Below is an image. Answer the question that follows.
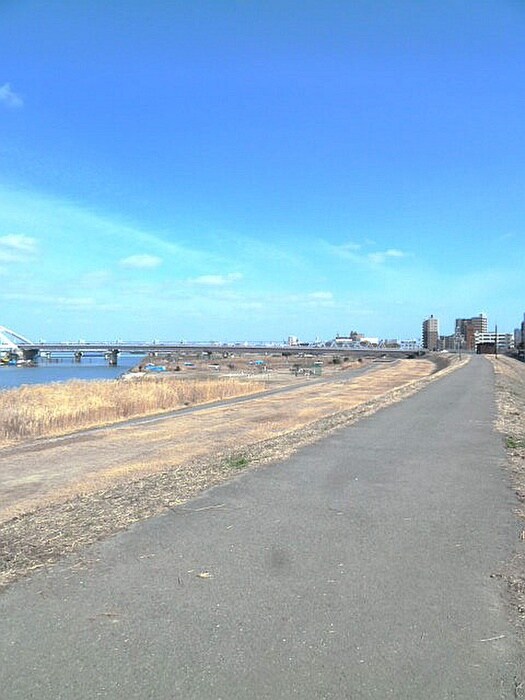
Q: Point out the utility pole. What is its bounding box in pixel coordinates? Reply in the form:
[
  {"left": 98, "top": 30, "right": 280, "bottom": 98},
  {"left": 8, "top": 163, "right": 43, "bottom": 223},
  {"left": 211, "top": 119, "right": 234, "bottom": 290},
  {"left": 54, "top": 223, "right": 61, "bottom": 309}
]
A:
[{"left": 453, "top": 319, "right": 463, "bottom": 360}]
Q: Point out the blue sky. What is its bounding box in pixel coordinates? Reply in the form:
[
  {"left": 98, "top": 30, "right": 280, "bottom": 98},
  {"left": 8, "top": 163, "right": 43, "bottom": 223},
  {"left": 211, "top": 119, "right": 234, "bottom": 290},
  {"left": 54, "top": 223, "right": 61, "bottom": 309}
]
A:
[{"left": 0, "top": 0, "right": 524, "bottom": 342}]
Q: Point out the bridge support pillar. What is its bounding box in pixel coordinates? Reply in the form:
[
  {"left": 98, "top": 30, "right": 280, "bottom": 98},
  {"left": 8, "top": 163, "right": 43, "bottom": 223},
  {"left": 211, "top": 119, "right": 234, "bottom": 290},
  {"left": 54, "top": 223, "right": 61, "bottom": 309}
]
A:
[
  {"left": 22, "top": 348, "right": 39, "bottom": 362},
  {"left": 108, "top": 349, "right": 119, "bottom": 366}
]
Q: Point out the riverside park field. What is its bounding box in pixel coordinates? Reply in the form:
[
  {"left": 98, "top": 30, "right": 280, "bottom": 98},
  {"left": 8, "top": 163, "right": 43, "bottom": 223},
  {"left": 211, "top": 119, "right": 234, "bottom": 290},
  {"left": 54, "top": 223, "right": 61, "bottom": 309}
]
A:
[
  {"left": 0, "top": 352, "right": 456, "bottom": 584},
  {"left": 0, "top": 352, "right": 524, "bottom": 621}
]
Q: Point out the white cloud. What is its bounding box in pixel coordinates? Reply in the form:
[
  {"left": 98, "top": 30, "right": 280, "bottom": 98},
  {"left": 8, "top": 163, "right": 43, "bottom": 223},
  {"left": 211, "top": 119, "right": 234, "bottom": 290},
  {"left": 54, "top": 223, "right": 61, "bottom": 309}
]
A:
[
  {"left": 0, "top": 83, "right": 23, "bottom": 109},
  {"left": 339, "top": 242, "right": 362, "bottom": 252},
  {"left": 191, "top": 272, "right": 243, "bottom": 286},
  {"left": 326, "top": 242, "right": 362, "bottom": 262},
  {"left": 327, "top": 241, "right": 408, "bottom": 266},
  {"left": 0, "top": 234, "right": 37, "bottom": 262},
  {"left": 53, "top": 296, "right": 96, "bottom": 309},
  {"left": 4, "top": 292, "right": 92, "bottom": 306},
  {"left": 119, "top": 254, "right": 162, "bottom": 269},
  {"left": 237, "top": 301, "right": 265, "bottom": 311},
  {"left": 0, "top": 185, "right": 221, "bottom": 270},
  {"left": 308, "top": 291, "right": 333, "bottom": 301},
  {"left": 2, "top": 291, "right": 121, "bottom": 312},
  {"left": 80, "top": 270, "right": 112, "bottom": 286},
  {"left": 367, "top": 249, "right": 406, "bottom": 264},
  {"left": 0, "top": 234, "right": 37, "bottom": 252}
]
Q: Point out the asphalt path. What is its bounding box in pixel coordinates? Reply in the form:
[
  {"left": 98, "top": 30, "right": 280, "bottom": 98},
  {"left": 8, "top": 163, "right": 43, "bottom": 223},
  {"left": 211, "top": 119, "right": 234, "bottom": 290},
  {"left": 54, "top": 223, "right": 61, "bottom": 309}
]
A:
[{"left": 0, "top": 356, "right": 522, "bottom": 698}]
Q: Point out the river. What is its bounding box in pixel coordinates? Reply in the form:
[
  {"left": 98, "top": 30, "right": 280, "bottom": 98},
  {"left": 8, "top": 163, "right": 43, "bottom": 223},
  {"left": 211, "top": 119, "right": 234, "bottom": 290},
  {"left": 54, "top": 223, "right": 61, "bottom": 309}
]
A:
[{"left": 0, "top": 354, "right": 145, "bottom": 390}]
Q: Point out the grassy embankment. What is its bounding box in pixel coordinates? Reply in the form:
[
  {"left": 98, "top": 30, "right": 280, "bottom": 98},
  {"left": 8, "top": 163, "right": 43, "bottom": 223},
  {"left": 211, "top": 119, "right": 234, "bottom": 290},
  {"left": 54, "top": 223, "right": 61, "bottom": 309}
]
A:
[
  {"left": 488, "top": 355, "right": 525, "bottom": 634},
  {"left": 0, "top": 376, "right": 264, "bottom": 445}
]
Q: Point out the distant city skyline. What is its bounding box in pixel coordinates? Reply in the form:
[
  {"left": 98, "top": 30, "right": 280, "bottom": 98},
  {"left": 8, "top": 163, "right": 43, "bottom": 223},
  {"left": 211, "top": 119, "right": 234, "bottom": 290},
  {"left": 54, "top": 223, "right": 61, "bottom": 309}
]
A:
[
  {"left": 1, "top": 1, "right": 524, "bottom": 342},
  {"left": 420, "top": 310, "right": 524, "bottom": 353}
]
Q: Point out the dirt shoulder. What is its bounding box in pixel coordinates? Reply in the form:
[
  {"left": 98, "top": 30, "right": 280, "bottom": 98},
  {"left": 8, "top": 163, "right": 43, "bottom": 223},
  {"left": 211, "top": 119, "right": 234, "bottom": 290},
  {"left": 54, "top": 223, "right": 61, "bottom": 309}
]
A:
[
  {"left": 0, "top": 356, "right": 464, "bottom": 590},
  {"left": 488, "top": 355, "right": 525, "bottom": 633}
]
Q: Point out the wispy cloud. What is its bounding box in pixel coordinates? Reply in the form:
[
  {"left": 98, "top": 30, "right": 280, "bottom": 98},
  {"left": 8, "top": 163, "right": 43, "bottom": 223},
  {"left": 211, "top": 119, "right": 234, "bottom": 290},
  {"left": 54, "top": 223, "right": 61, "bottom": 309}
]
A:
[
  {"left": 367, "top": 249, "right": 406, "bottom": 264},
  {"left": 0, "top": 186, "right": 220, "bottom": 270},
  {"left": 80, "top": 270, "right": 112, "bottom": 287},
  {"left": 0, "top": 234, "right": 38, "bottom": 262},
  {"left": 119, "top": 254, "right": 162, "bottom": 269},
  {"left": 191, "top": 272, "right": 243, "bottom": 286},
  {"left": 4, "top": 292, "right": 95, "bottom": 309},
  {"left": 0, "top": 234, "right": 37, "bottom": 252},
  {"left": 308, "top": 291, "right": 333, "bottom": 301},
  {"left": 338, "top": 242, "right": 362, "bottom": 254},
  {"left": 0, "top": 83, "right": 23, "bottom": 109},
  {"left": 1, "top": 290, "right": 124, "bottom": 316},
  {"left": 327, "top": 241, "right": 408, "bottom": 266}
]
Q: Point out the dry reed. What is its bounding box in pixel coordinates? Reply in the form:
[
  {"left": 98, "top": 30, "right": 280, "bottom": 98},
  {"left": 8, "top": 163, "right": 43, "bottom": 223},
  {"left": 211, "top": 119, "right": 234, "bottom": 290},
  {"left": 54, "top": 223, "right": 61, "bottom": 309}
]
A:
[{"left": 0, "top": 376, "right": 263, "bottom": 444}]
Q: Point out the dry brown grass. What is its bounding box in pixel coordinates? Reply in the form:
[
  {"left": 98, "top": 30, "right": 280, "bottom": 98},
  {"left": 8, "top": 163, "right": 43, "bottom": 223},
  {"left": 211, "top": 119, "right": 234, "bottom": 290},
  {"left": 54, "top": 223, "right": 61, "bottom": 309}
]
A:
[
  {"left": 487, "top": 355, "right": 525, "bottom": 636},
  {"left": 0, "top": 376, "right": 264, "bottom": 445}
]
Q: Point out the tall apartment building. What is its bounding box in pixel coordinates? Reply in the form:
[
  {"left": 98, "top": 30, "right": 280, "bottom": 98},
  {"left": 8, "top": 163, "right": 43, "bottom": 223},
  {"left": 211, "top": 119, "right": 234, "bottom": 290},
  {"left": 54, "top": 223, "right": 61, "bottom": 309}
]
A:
[
  {"left": 518, "top": 314, "right": 525, "bottom": 361},
  {"left": 422, "top": 314, "right": 439, "bottom": 350},
  {"left": 515, "top": 313, "right": 525, "bottom": 358},
  {"left": 455, "top": 313, "right": 488, "bottom": 351}
]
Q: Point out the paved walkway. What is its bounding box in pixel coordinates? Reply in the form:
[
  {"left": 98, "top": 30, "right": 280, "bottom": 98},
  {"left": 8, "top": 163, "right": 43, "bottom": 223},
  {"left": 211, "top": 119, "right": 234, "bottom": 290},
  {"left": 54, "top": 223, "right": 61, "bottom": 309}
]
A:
[{"left": 0, "top": 356, "right": 522, "bottom": 698}]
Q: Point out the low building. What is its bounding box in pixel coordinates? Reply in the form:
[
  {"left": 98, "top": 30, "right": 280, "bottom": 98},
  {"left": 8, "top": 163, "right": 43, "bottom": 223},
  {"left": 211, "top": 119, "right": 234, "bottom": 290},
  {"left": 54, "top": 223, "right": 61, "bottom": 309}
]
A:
[
  {"left": 332, "top": 336, "right": 378, "bottom": 347},
  {"left": 439, "top": 334, "right": 457, "bottom": 351},
  {"left": 399, "top": 339, "right": 420, "bottom": 350},
  {"left": 476, "top": 342, "right": 496, "bottom": 355},
  {"left": 474, "top": 331, "right": 514, "bottom": 353}
]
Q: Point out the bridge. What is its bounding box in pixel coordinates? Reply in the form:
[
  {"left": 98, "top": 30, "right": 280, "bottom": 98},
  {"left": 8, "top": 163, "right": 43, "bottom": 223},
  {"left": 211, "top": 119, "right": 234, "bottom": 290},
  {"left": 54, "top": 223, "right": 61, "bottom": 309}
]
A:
[
  {"left": 0, "top": 326, "right": 36, "bottom": 363},
  {"left": 0, "top": 326, "right": 425, "bottom": 366}
]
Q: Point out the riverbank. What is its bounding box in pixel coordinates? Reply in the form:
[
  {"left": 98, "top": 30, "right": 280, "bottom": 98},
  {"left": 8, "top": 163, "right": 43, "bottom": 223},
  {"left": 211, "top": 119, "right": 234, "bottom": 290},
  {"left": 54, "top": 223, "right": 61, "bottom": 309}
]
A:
[
  {"left": 0, "top": 354, "right": 141, "bottom": 390},
  {"left": 0, "top": 352, "right": 366, "bottom": 444},
  {"left": 0, "top": 357, "right": 463, "bottom": 589}
]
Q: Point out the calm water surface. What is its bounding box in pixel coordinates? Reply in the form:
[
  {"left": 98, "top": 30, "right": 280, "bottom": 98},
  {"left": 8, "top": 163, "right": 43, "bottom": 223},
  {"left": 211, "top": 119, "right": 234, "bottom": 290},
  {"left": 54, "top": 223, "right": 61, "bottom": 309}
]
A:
[{"left": 0, "top": 354, "right": 145, "bottom": 389}]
